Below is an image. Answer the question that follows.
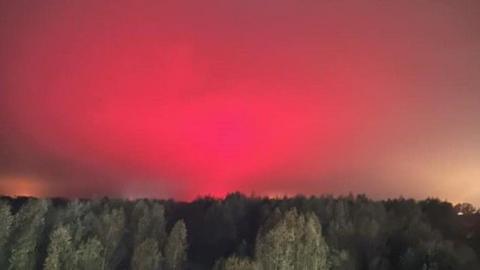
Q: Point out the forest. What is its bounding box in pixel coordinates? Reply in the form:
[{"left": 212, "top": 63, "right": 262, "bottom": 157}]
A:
[{"left": 0, "top": 193, "right": 479, "bottom": 270}]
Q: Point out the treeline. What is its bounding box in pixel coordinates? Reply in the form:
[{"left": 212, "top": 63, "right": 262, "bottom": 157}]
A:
[{"left": 0, "top": 194, "right": 479, "bottom": 270}]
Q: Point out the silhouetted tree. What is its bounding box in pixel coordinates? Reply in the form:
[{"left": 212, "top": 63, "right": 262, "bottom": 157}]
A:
[
  {"left": 131, "top": 238, "right": 162, "bottom": 270},
  {"left": 255, "top": 208, "right": 329, "bottom": 270},
  {"left": 97, "top": 207, "right": 126, "bottom": 269},
  {"left": 165, "top": 220, "right": 187, "bottom": 270},
  {"left": 44, "top": 226, "right": 74, "bottom": 270},
  {"left": 0, "top": 201, "right": 13, "bottom": 267},
  {"left": 150, "top": 202, "right": 167, "bottom": 246},
  {"left": 74, "top": 237, "right": 104, "bottom": 270},
  {"left": 8, "top": 199, "right": 49, "bottom": 270},
  {"left": 214, "top": 256, "right": 258, "bottom": 270},
  {"left": 455, "top": 203, "right": 477, "bottom": 215},
  {"left": 0, "top": 195, "right": 478, "bottom": 269}
]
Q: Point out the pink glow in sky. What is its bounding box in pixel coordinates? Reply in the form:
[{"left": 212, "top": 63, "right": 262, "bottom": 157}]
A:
[{"left": 1, "top": 0, "right": 480, "bottom": 203}]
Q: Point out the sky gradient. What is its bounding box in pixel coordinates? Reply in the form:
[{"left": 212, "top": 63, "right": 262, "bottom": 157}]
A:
[{"left": 1, "top": 0, "right": 480, "bottom": 203}]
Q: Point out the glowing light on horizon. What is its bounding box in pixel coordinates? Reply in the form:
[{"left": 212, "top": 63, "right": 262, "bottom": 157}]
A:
[{"left": 0, "top": 176, "right": 48, "bottom": 198}]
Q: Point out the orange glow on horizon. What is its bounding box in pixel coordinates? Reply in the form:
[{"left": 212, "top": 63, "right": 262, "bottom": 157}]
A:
[{"left": 0, "top": 176, "right": 48, "bottom": 198}]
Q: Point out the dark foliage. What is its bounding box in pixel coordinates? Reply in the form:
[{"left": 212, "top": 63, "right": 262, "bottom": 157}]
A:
[{"left": 0, "top": 193, "right": 479, "bottom": 270}]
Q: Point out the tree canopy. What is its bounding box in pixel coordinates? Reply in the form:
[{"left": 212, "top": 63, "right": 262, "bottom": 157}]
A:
[{"left": 0, "top": 194, "right": 478, "bottom": 269}]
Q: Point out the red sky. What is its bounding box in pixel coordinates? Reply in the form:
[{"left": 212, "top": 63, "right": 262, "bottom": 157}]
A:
[{"left": 1, "top": 0, "right": 480, "bottom": 203}]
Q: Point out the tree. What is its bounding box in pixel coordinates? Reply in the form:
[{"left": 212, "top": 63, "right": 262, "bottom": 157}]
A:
[
  {"left": 44, "top": 226, "right": 74, "bottom": 270},
  {"left": 164, "top": 220, "right": 188, "bottom": 270},
  {"left": 255, "top": 209, "right": 297, "bottom": 270},
  {"left": 150, "top": 202, "right": 167, "bottom": 246},
  {"left": 0, "top": 201, "right": 13, "bottom": 267},
  {"left": 8, "top": 199, "right": 49, "bottom": 270},
  {"left": 297, "top": 213, "right": 329, "bottom": 269},
  {"left": 454, "top": 203, "right": 476, "bottom": 215},
  {"left": 130, "top": 201, "right": 166, "bottom": 269},
  {"left": 131, "top": 238, "right": 162, "bottom": 270},
  {"left": 326, "top": 199, "right": 354, "bottom": 248},
  {"left": 62, "top": 199, "right": 91, "bottom": 245},
  {"left": 255, "top": 208, "right": 329, "bottom": 270},
  {"left": 131, "top": 200, "right": 150, "bottom": 245},
  {"left": 132, "top": 201, "right": 166, "bottom": 247},
  {"left": 97, "top": 207, "right": 126, "bottom": 269},
  {"left": 214, "top": 256, "right": 258, "bottom": 270},
  {"left": 74, "top": 237, "right": 104, "bottom": 270}
]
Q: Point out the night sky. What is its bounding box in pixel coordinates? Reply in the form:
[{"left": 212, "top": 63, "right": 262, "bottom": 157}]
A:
[{"left": 1, "top": 0, "right": 480, "bottom": 203}]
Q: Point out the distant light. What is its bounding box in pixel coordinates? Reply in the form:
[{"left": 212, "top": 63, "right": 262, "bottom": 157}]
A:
[{"left": 457, "top": 212, "right": 464, "bottom": 216}]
